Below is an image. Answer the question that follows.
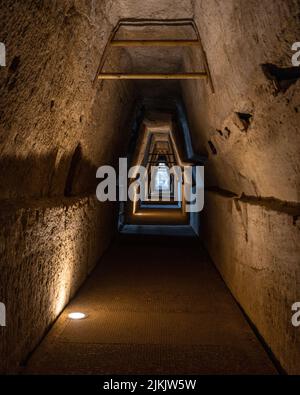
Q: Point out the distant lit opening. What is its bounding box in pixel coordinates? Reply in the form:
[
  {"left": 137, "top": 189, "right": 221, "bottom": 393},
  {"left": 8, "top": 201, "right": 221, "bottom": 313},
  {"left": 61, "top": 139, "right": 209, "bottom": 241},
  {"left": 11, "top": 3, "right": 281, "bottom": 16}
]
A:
[{"left": 154, "top": 163, "right": 170, "bottom": 192}]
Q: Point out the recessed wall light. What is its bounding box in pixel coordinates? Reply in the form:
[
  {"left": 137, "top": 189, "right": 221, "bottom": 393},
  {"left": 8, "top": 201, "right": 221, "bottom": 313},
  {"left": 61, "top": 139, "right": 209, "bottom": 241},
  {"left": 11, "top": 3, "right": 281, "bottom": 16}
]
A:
[{"left": 68, "top": 312, "right": 86, "bottom": 320}]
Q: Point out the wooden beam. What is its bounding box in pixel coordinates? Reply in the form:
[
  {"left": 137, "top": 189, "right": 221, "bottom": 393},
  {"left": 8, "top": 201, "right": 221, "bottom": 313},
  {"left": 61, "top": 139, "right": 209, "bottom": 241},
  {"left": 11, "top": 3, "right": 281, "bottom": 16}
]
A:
[
  {"left": 111, "top": 39, "right": 200, "bottom": 47},
  {"left": 98, "top": 72, "right": 207, "bottom": 80}
]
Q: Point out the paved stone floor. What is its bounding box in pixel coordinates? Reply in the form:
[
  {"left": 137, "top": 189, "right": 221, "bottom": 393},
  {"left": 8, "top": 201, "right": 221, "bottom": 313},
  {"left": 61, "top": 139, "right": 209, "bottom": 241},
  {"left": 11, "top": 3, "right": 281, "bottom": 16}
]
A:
[{"left": 26, "top": 235, "right": 277, "bottom": 374}]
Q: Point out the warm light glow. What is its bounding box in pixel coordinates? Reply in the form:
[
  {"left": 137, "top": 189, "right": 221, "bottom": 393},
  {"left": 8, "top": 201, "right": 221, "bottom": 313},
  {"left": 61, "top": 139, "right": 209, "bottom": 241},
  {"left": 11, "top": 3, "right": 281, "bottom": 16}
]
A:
[{"left": 68, "top": 312, "right": 86, "bottom": 320}]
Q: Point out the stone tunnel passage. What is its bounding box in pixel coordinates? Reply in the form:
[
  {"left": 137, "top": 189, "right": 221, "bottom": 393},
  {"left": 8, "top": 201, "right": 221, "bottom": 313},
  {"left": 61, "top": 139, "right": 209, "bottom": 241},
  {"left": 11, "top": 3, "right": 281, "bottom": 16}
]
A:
[{"left": 0, "top": 0, "right": 300, "bottom": 376}]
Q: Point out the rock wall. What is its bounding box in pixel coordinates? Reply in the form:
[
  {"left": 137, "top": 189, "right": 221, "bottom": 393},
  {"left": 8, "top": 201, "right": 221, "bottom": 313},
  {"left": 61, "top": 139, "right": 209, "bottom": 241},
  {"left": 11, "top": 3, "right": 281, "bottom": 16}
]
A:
[
  {"left": 0, "top": 196, "right": 117, "bottom": 372},
  {"left": 0, "top": 0, "right": 135, "bottom": 199},
  {"left": 182, "top": 0, "right": 300, "bottom": 373},
  {"left": 202, "top": 191, "right": 300, "bottom": 373},
  {"left": 0, "top": 0, "right": 135, "bottom": 372},
  {"left": 184, "top": 0, "right": 300, "bottom": 201}
]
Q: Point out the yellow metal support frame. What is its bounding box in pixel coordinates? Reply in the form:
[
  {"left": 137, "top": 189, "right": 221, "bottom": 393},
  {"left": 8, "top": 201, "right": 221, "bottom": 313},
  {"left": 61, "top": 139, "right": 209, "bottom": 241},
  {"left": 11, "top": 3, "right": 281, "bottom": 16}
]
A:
[{"left": 93, "top": 18, "right": 214, "bottom": 92}]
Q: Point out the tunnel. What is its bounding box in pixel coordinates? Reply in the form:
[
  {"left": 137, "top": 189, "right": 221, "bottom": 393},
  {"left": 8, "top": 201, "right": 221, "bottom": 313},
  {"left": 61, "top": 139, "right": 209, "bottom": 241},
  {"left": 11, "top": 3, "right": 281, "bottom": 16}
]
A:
[{"left": 0, "top": 0, "right": 300, "bottom": 377}]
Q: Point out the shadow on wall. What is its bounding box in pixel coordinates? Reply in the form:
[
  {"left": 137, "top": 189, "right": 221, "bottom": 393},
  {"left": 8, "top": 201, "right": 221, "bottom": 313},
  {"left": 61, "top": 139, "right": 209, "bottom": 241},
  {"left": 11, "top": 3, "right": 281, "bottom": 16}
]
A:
[
  {"left": 0, "top": 148, "right": 101, "bottom": 200},
  {"left": 261, "top": 63, "right": 300, "bottom": 94},
  {"left": 0, "top": 148, "right": 121, "bottom": 372}
]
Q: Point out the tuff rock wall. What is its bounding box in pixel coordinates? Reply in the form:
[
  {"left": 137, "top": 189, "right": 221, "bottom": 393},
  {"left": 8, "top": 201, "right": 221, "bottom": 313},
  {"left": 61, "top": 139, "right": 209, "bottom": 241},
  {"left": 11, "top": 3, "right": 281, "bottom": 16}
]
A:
[
  {"left": 0, "top": 0, "right": 136, "bottom": 372},
  {"left": 182, "top": 0, "right": 300, "bottom": 373}
]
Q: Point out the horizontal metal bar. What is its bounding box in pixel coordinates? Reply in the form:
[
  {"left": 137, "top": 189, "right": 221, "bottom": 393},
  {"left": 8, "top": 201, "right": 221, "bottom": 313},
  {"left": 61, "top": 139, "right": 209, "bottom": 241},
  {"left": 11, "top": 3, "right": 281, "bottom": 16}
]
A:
[
  {"left": 111, "top": 39, "right": 199, "bottom": 47},
  {"left": 148, "top": 153, "right": 175, "bottom": 156},
  {"left": 116, "top": 19, "right": 195, "bottom": 27},
  {"left": 98, "top": 72, "right": 207, "bottom": 80}
]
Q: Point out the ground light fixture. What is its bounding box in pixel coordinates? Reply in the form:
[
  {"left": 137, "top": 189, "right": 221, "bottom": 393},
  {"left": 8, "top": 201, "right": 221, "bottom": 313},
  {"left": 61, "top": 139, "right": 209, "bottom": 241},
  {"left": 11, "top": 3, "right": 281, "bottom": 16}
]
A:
[{"left": 68, "top": 312, "right": 86, "bottom": 320}]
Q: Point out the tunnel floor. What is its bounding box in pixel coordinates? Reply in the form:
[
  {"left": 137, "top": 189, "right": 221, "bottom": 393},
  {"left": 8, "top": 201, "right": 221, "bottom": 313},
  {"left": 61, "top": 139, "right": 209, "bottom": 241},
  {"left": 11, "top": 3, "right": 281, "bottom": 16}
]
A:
[{"left": 25, "top": 236, "right": 277, "bottom": 374}]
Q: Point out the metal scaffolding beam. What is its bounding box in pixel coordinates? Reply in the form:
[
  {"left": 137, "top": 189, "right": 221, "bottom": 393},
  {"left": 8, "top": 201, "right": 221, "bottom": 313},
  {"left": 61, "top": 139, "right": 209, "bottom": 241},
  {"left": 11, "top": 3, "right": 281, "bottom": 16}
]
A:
[
  {"left": 93, "top": 18, "right": 214, "bottom": 92},
  {"left": 110, "top": 39, "right": 200, "bottom": 47},
  {"left": 98, "top": 72, "right": 207, "bottom": 80}
]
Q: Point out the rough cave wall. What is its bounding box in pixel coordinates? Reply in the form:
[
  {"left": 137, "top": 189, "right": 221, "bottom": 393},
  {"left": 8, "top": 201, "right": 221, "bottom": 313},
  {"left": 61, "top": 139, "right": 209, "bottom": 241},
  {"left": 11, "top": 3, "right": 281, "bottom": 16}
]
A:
[
  {"left": 182, "top": 0, "right": 300, "bottom": 373},
  {"left": 202, "top": 191, "right": 300, "bottom": 374},
  {"left": 0, "top": 0, "right": 136, "bottom": 372},
  {"left": 0, "top": 197, "right": 115, "bottom": 372}
]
